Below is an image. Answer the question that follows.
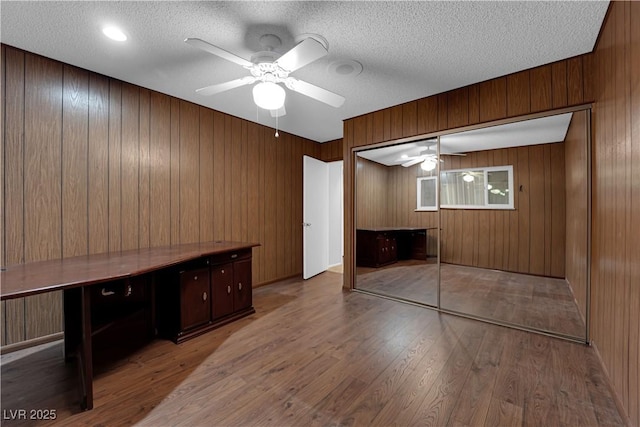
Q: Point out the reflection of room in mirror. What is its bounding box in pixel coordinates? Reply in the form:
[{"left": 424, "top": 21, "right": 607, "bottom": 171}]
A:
[{"left": 354, "top": 109, "right": 591, "bottom": 341}]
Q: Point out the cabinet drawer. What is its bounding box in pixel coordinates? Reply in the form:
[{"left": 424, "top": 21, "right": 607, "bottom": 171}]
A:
[
  {"left": 208, "top": 248, "right": 251, "bottom": 266},
  {"left": 91, "top": 277, "right": 146, "bottom": 308}
]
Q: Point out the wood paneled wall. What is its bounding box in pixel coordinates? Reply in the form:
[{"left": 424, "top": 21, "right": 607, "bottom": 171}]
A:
[
  {"left": 355, "top": 157, "right": 390, "bottom": 229},
  {"left": 318, "top": 138, "right": 343, "bottom": 162},
  {"left": 439, "top": 144, "right": 565, "bottom": 277},
  {"left": 589, "top": 2, "right": 639, "bottom": 425},
  {"left": 357, "top": 143, "right": 566, "bottom": 277},
  {"left": 0, "top": 45, "right": 321, "bottom": 346},
  {"left": 344, "top": 54, "right": 590, "bottom": 291},
  {"left": 564, "top": 110, "right": 589, "bottom": 321}
]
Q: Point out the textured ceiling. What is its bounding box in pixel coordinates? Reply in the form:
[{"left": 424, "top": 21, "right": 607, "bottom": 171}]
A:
[
  {"left": 357, "top": 112, "right": 573, "bottom": 167},
  {"left": 0, "top": 1, "right": 607, "bottom": 142}
]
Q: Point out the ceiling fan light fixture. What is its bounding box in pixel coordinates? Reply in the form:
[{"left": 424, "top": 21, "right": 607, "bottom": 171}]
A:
[
  {"left": 420, "top": 158, "right": 437, "bottom": 171},
  {"left": 253, "top": 82, "right": 286, "bottom": 110},
  {"left": 463, "top": 174, "right": 475, "bottom": 182}
]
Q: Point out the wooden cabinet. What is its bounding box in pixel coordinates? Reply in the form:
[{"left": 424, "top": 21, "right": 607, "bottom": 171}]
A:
[
  {"left": 357, "top": 229, "right": 397, "bottom": 267},
  {"left": 157, "top": 247, "right": 255, "bottom": 343},
  {"left": 211, "top": 250, "right": 252, "bottom": 319},
  {"left": 356, "top": 228, "right": 430, "bottom": 268},
  {"left": 179, "top": 268, "right": 210, "bottom": 331}
]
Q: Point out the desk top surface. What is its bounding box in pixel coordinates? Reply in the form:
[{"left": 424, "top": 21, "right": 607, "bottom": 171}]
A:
[{"left": 0, "top": 241, "right": 258, "bottom": 300}]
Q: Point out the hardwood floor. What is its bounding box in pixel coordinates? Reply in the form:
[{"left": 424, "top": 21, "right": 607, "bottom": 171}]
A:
[
  {"left": 356, "top": 262, "right": 586, "bottom": 338},
  {"left": 1, "top": 272, "right": 624, "bottom": 426}
]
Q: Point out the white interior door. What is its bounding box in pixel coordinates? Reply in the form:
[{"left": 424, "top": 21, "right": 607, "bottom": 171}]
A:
[{"left": 303, "top": 155, "right": 329, "bottom": 279}]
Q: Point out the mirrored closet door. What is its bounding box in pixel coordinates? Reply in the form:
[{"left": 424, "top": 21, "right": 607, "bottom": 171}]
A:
[
  {"left": 353, "top": 107, "right": 591, "bottom": 342},
  {"left": 438, "top": 109, "right": 590, "bottom": 340},
  {"left": 354, "top": 139, "right": 440, "bottom": 307}
]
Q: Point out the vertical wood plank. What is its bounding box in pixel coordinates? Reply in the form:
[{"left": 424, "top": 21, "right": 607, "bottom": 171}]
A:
[
  {"left": 247, "top": 122, "right": 261, "bottom": 283},
  {"left": 437, "top": 94, "right": 448, "bottom": 130},
  {"left": 170, "top": 97, "right": 180, "bottom": 244},
  {"left": 61, "top": 65, "right": 89, "bottom": 258},
  {"left": 138, "top": 88, "right": 150, "bottom": 249},
  {"left": 2, "top": 46, "right": 26, "bottom": 344},
  {"left": 4, "top": 47, "right": 25, "bottom": 267},
  {"left": 23, "top": 53, "right": 63, "bottom": 339},
  {"left": 552, "top": 61, "right": 568, "bottom": 108},
  {"left": 402, "top": 102, "right": 418, "bottom": 137},
  {"left": 528, "top": 145, "right": 545, "bottom": 275},
  {"left": 212, "top": 112, "right": 225, "bottom": 240},
  {"left": 224, "top": 115, "right": 234, "bottom": 240},
  {"left": 417, "top": 96, "right": 438, "bottom": 135},
  {"left": 87, "top": 73, "right": 109, "bottom": 255},
  {"left": 179, "top": 100, "right": 199, "bottom": 244},
  {"left": 390, "top": 105, "right": 403, "bottom": 140},
  {"left": 120, "top": 83, "right": 139, "bottom": 251},
  {"left": 263, "top": 127, "right": 277, "bottom": 282},
  {"left": 550, "top": 143, "right": 566, "bottom": 278},
  {"left": 239, "top": 121, "right": 249, "bottom": 244},
  {"left": 199, "top": 107, "right": 214, "bottom": 242},
  {"left": 372, "top": 110, "right": 385, "bottom": 143},
  {"left": 149, "top": 92, "right": 171, "bottom": 247},
  {"left": 479, "top": 78, "right": 507, "bottom": 123},
  {"left": 508, "top": 148, "right": 519, "bottom": 272},
  {"left": 530, "top": 65, "right": 553, "bottom": 112},
  {"left": 507, "top": 70, "right": 531, "bottom": 117},
  {"left": 517, "top": 147, "right": 530, "bottom": 273},
  {"left": 447, "top": 87, "right": 469, "bottom": 129},
  {"left": 543, "top": 144, "right": 553, "bottom": 276},
  {"left": 567, "top": 57, "right": 584, "bottom": 106},
  {"left": 468, "top": 84, "right": 480, "bottom": 125},
  {"left": 108, "top": 80, "right": 122, "bottom": 252}
]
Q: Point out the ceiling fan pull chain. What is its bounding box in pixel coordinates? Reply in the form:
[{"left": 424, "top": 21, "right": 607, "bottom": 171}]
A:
[{"left": 275, "top": 112, "right": 279, "bottom": 138}]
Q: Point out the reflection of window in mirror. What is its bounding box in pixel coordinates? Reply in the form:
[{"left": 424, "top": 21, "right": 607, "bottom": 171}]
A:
[
  {"left": 440, "top": 165, "right": 513, "bottom": 209},
  {"left": 416, "top": 176, "right": 437, "bottom": 211}
]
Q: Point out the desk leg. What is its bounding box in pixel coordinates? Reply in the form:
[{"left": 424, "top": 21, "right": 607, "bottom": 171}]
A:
[
  {"left": 62, "top": 287, "right": 94, "bottom": 410},
  {"left": 79, "top": 287, "right": 94, "bottom": 410}
]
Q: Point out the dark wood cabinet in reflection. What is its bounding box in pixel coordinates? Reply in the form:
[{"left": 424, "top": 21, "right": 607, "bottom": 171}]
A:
[{"left": 357, "top": 227, "right": 432, "bottom": 267}]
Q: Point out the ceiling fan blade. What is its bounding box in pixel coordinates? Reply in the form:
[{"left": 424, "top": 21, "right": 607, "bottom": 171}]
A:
[
  {"left": 270, "top": 105, "right": 286, "bottom": 117},
  {"left": 195, "top": 77, "right": 255, "bottom": 96},
  {"left": 287, "top": 78, "right": 345, "bottom": 108},
  {"left": 402, "top": 157, "right": 424, "bottom": 167},
  {"left": 185, "top": 38, "right": 253, "bottom": 68},
  {"left": 275, "top": 38, "right": 328, "bottom": 72}
]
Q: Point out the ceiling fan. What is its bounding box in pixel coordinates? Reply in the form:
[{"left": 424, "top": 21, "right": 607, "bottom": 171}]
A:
[
  {"left": 401, "top": 144, "right": 466, "bottom": 171},
  {"left": 185, "top": 34, "right": 345, "bottom": 117}
]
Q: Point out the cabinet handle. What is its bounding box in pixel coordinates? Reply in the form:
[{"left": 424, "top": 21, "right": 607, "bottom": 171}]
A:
[
  {"left": 101, "top": 289, "right": 115, "bottom": 296},
  {"left": 124, "top": 284, "right": 132, "bottom": 297},
  {"left": 238, "top": 282, "right": 242, "bottom": 291},
  {"left": 202, "top": 292, "right": 208, "bottom": 301},
  {"left": 194, "top": 275, "right": 198, "bottom": 281},
  {"left": 231, "top": 254, "right": 238, "bottom": 259},
  {"left": 227, "top": 285, "right": 231, "bottom": 295},
  {"left": 221, "top": 269, "right": 225, "bottom": 274}
]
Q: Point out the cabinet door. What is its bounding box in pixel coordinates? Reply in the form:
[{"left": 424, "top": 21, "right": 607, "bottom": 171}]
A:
[
  {"left": 211, "top": 263, "right": 234, "bottom": 319},
  {"left": 233, "top": 258, "right": 252, "bottom": 311},
  {"left": 388, "top": 237, "right": 397, "bottom": 262},
  {"left": 179, "top": 268, "right": 211, "bottom": 330}
]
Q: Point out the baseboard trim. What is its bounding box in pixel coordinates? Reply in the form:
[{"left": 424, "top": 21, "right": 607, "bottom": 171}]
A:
[{"left": 0, "top": 332, "right": 64, "bottom": 355}]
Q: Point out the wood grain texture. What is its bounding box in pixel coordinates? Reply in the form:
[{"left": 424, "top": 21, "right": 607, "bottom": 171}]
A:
[
  {"left": 149, "top": 92, "right": 171, "bottom": 247},
  {"left": 1, "top": 46, "right": 325, "bottom": 347},
  {"left": 120, "top": 83, "right": 140, "bottom": 251},
  {"left": 479, "top": 78, "right": 507, "bottom": 122},
  {"left": 589, "top": 2, "right": 639, "bottom": 424},
  {"left": 0, "top": 273, "right": 625, "bottom": 426},
  {"left": 87, "top": 74, "right": 109, "bottom": 256},
  {"left": 507, "top": 70, "right": 531, "bottom": 117},
  {"left": 530, "top": 65, "right": 553, "bottom": 113},
  {"left": 564, "top": 110, "right": 589, "bottom": 322}
]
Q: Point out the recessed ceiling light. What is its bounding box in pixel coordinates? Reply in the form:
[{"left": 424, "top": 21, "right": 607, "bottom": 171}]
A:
[{"left": 102, "top": 26, "right": 127, "bottom": 42}]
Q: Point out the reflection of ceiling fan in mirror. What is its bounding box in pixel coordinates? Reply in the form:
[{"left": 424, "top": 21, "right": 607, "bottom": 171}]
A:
[
  {"left": 185, "top": 34, "right": 345, "bottom": 118},
  {"left": 401, "top": 146, "right": 466, "bottom": 171}
]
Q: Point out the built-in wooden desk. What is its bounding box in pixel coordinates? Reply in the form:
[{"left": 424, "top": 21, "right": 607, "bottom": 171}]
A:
[
  {"left": 0, "top": 241, "right": 258, "bottom": 410},
  {"left": 356, "top": 227, "right": 436, "bottom": 267}
]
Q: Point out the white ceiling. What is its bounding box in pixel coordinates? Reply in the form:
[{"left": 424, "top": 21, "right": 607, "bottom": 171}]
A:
[
  {"left": 357, "top": 112, "right": 573, "bottom": 166},
  {"left": 0, "top": 1, "right": 607, "bottom": 143}
]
